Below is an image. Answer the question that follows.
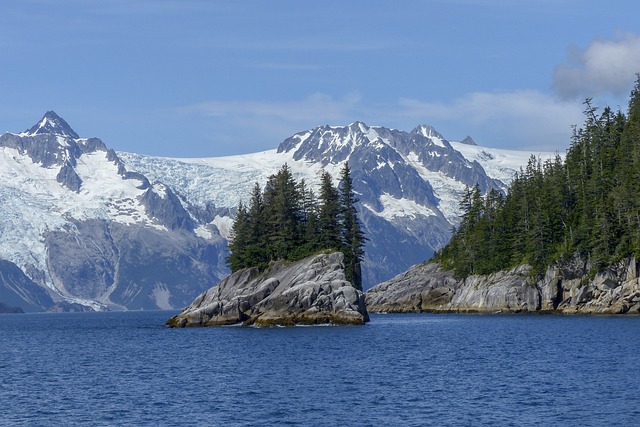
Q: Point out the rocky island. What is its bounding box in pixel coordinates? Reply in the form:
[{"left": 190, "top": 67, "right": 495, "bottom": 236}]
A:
[{"left": 167, "top": 252, "right": 369, "bottom": 327}]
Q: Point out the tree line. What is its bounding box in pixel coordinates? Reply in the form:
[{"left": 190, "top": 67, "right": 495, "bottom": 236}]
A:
[
  {"left": 227, "top": 163, "right": 366, "bottom": 290},
  {"left": 434, "top": 76, "right": 640, "bottom": 278}
]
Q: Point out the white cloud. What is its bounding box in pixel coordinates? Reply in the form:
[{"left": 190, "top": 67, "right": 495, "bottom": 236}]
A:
[
  {"left": 178, "top": 90, "right": 584, "bottom": 153},
  {"left": 553, "top": 33, "right": 640, "bottom": 100},
  {"left": 387, "top": 91, "right": 583, "bottom": 151},
  {"left": 393, "top": 90, "right": 577, "bottom": 125}
]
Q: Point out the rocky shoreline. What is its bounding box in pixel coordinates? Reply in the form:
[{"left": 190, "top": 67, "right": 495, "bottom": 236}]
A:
[
  {"left": 365, "top": 256, "right": 640, "bottom": 315},
  {"left": 167, "top": 251, "right": 640, "bottom": 328}
]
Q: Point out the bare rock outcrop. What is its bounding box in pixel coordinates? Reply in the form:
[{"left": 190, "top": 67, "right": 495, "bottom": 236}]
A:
[
  {"left": 366, "top": 256, "right": 640, "bottom": 315},
  {"left": 364, "top": 263, "right": 460, "bottom": 313},
  {"left": 548, "top": 256, "right": 640, "bottom": 314},
  {"left": 167, "top": 252, "right": 369, "bottom": 327}
]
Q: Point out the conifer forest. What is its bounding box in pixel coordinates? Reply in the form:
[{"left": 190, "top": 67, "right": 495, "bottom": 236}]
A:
[
  {"left": 227, "top": 162, "right": 366, "bottom": 290},
  {"left": 435, "top": 76, "right": 640, "bottom": 278}
]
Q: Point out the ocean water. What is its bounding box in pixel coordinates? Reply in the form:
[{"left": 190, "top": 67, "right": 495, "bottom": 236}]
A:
[{"left": 1, "top": 311, "right": 639, "bottom": 426}]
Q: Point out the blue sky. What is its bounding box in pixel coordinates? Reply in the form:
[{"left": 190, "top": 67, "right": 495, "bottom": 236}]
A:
[{"left": 1, "top": 0, "right": 640, "bottom": 157}]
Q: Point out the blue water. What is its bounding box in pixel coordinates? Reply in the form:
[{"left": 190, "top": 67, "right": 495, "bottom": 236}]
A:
[{"left": 1, "top": 312, "right": 639, "bottom": 426}]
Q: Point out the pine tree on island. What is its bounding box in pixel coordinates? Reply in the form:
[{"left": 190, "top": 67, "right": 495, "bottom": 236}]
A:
[
  {"left": 338, "top": 162, "right": 366, "bottom": 290},
  {"left": 317, "top": 170, "right": 342, "bottom": 252},
  {"left": 227, "top": 162, "right": 366, "bottom": 290}
]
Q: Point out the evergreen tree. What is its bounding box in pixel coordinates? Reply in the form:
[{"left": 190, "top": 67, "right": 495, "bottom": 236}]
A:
[
  {"left": 226, "top": 163, "right": 367, "bottom": 278},
  {"left": 317, "top": 170, "right": 341, "bottom": 251},
  {"left": 245, "top": 182, "right": 269, "bottom": 269},
  {"left": 338, "top": 162, "right": 366, "bottom": 290},
  {"left": 226, "top": 202, "right": 249, "bottom": 271},
  {"left": 617, "top": 75, "right": 640, "bottom": 255},
  {"left": 296, "top": 179, "right": 321, "bottom": 257},
  {"left": 262, "top": 164, "right": 304, "bottom": 260},
  {"left": 434, "top": 76, "right": 640, "bottom": 278}
]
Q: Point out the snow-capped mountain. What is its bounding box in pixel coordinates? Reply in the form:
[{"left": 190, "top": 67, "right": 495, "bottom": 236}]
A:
[
  {"left": 0, "top": 112, "right": 227, "bottom": 312},
  {"left": 120, "top": 121, "right": 554, "bottom": 291},
  {"left": 0, "top": 112, "right": 554, "bottom": 311}
]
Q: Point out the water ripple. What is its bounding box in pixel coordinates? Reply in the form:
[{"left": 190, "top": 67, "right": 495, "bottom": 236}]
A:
[{"left": 0, "top": 312, "right": 639, "bottom": 426}]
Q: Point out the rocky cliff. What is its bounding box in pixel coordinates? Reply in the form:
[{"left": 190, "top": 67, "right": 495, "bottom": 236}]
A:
[
  {"left": 366, "top": 256, "right": 640, "bottom": 315},
  {"left": 167, "top": 252, "right": 369, "bottom": 327}
]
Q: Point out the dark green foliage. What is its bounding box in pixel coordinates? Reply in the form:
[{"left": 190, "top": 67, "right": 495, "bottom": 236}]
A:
[
  {"left": 318, "top": 170, "right": 342, "bottom": 251},
  {"left": 262, "top": 164, "right": 304, "bottom": 260},
  {"left": 226, "top": 201, "right": 249, "bottom": 272},
  {"left": 226, "top": 183, "right": 270, "bottom": 271},
  {"left": 226, "top": 163, "right": 366, "bottom": 288},
  {"left": 338, "top": 163, "right": 366, "bottom": 291},
  {"left": 434, "top": 75, "right": 640, "bottom": 278}
]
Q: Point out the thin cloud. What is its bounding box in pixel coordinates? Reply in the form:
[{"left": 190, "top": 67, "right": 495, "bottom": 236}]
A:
[
  {"left": 178, "top": 90, "right": 584, "bottom": 152},
  {"left": 390, "top": 90, "right": 583, "bottom": 151},
  {"left": 553, "top": 33, "right": 640, "bottom": 100},
  {"left": 178, "top": 93, "right": 362, "bottom": 125},
  {"left": 395, "top": 90, "right": 578, "bottom": 124},
  {"left": 208, "top": 39, "right": 398, "bottom": 52},
  {"left": 251, "top": 63, "right": 329, "bottom": 71}
]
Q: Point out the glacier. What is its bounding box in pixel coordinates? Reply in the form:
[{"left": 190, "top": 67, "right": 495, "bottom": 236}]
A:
[
  {"left": 0, "top": 112, "right": 228, "bottom": 311},
  {"left": 0, "top": 112, "right": 557, "bottom": 311}
]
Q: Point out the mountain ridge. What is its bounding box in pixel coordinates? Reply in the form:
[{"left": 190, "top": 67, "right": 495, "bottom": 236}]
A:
[
  {"left": 0, "top": 113, "right": 556, "bottom": 311},
  {"left": 0, "top": 113, "right": 228, "bottom": 311},
  {"left": 121, "top": 121, "right": 556, "bottom": 290}
]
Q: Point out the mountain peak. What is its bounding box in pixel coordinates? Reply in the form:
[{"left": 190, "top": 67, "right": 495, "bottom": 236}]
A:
[
  {"left": 24, "top": 111, "right": 79, "bottom": 139},
  {"left": 460, "top": 136, "right": 477, "bottom": 146},
  {"left": 348, "top": 121, "right": 369, "bottom": 131},
  {"left": 411, "top": 124, "right": 444, "bottom": 140}
]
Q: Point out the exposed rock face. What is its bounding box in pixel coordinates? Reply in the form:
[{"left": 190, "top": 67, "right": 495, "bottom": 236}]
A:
[
  {"left": 460, "top": 136, "right": 477, "bottom": 146},
  {"left": 26, "top": 110, "right": 79, "bottom": 139},
  {"left": 0, "top": 260, "right": 53, "bottom": 312},
  {"left": 167, "top": 252, "right": 369, "bottom": 327},
  {"left": 46, "top": 302, "right": 95, "bottom": 313},
  {"left": 366, "top": 256, "right": 640, "bottom": 315},
  {"left": 45, "top": 221, "right": 226, "bottom": 311},
  {"left": 545, "top": 256, "right": 640, "bottom": 314},
  {"left": 0, "top": 112, "right": 229, "bottom": 312},
  {"left": 364, "top": 263, "right": 460, "bottom": 313}
]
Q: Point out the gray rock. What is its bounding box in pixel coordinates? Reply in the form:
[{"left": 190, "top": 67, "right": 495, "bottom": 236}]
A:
[
  {"left": 366, "top": 256, "right": 640, "bottom": 315},
  {"left": 449, "top": 265, "right": 539, "bottom": 313},
  {"left": 47, "top": 302, "right": 95, "bottom": 313},
  {"left": 44, "top": 220, "right": 227, "bottom": 311},
  {"left": 460, "top": 136, "right": 477, "bottom": 146},
  {"left": 139, "top": 184, "right": 195, "bottom": 231},
  {"left": 0, "top": 260, "right": 53, "bottom": 312},
  {"left": 25, "top": 111, "right": 79, "bottom": 139},
  {"left": 367, "top": 263, "right": 538, "bottom": 313},
  {"left": 167, "top": 252, "right": 369, "bottom": 327},
  {"left": 56, "top": 160, "right": 83, "bottom": 192},
  {"left": 365, "top": 262, "right": 460, "bottom": 313}
]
